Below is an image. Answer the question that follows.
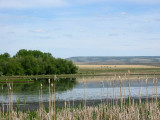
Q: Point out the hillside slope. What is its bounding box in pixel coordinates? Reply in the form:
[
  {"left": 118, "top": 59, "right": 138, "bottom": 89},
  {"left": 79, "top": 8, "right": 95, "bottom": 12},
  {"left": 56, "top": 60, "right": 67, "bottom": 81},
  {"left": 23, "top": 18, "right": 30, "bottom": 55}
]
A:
[{"left": 67, "top": 56, "right": 160, "bottom": 65}]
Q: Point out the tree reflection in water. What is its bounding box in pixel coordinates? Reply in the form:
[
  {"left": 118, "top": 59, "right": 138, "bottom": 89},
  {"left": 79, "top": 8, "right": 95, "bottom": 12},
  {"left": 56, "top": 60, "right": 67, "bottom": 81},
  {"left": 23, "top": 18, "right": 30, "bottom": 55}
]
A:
[{"left": 0, "top": 78, "right": 78, "bottom": 95}]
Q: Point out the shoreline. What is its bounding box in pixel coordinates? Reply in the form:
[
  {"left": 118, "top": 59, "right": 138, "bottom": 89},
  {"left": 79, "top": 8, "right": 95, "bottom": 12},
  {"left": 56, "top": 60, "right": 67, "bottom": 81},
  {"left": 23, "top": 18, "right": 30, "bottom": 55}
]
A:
[{"left": 0, "top": 73, "right": 160, "bottom": 82}]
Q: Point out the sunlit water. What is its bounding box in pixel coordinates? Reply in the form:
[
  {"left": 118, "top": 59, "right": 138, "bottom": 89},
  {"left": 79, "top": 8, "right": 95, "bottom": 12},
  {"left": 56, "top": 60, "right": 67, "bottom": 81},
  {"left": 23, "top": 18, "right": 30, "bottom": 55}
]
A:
[{"left": 0, "top": 76, "right": 160, "bottom": 103}]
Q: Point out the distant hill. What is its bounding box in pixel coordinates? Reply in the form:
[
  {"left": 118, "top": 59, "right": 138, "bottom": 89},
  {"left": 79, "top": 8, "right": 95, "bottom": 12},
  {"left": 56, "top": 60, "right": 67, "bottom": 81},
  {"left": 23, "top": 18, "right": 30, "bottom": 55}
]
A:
[{"left": 67, "top": 56, "right": 160, "bottom": 65}]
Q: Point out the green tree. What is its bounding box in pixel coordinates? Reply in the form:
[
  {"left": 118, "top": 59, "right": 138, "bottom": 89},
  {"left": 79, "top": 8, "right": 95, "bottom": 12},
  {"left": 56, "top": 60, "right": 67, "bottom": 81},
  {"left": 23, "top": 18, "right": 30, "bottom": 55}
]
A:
[{"left": 0, "top": 49, "right": 77, "bottom": 75}]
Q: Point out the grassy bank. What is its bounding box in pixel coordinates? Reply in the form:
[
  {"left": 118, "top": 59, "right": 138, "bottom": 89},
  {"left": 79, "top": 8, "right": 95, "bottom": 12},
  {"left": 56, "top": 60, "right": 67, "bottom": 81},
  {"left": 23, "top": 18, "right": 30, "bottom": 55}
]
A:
[{"left": 0, "top": 65, "right": 160, "bottom": 82}]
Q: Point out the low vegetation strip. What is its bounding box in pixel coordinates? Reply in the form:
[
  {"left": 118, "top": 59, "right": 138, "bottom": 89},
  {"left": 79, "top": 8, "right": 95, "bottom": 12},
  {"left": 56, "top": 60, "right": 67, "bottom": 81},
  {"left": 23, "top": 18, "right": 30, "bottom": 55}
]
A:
[{"left": 77, "top": 65, "right": 160, "bottom": 69}]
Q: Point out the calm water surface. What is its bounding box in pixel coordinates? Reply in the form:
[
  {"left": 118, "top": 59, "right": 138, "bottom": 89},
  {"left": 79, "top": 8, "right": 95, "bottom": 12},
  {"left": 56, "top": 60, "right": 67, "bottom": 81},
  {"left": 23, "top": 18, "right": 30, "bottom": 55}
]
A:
[{"left": 0, "top": 76, "right": 160, "bottom": 103}]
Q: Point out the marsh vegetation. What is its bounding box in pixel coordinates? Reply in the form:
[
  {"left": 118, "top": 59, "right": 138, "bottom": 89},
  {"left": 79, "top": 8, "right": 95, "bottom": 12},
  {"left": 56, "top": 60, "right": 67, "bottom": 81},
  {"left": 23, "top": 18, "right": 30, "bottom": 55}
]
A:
[{"left": 0, "top": 74, "right": 160, "bottom": 120}]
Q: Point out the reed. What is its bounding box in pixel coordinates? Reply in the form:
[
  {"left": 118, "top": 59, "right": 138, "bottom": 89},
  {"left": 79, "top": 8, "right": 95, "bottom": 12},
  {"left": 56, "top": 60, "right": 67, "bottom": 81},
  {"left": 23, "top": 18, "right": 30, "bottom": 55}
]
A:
[
  {"left": 138, "top": 76, "right": 141, "bottom": 105},
  {"left": 119, "top": 76, "right": 123, "bottom": 112},
  {"left": 54, "top": 75, "right": 56, "bottom": 120},
  {"left": 83, "top": 78, "right": 86, "bottom": 119},
  {"left": 0, "top": 75, "right": 159, "bottom": 120},
  {"left": 146, "top": 77, "right": 149, "bottom": 108},
  {"left": 155, "top": 77, "right": 158, "bottom": 103},
  {"left": 1, "top": 84, "right": 4, "bottom": 116},
  {"left": 48, "top": 78, "right": 52, "bottom": 120},
  {"left": 128, "top": 70, "right": 131, "bottom": 108}
]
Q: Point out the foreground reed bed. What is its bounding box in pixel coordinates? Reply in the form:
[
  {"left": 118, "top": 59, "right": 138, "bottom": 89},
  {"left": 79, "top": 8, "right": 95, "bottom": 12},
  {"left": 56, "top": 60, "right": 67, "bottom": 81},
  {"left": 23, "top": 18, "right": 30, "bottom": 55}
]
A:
[
  {"left": 0, "top": 100, "right": 160, "bottom": 120},
  {"left": 0, "top": 75, "right": 160, "bottom": 120}
]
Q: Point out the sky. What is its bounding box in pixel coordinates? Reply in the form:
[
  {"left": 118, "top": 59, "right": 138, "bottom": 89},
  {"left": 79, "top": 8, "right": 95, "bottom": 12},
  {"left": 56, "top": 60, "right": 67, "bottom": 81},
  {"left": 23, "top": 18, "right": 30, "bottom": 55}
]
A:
[{"left": 0, "top": 0, "right": 160, "bottom": 58}]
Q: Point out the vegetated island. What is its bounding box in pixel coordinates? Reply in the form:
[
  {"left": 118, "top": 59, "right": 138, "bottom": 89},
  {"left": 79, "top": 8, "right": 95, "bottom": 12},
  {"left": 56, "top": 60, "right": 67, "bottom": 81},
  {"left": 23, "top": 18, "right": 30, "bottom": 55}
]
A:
[{"left": 0, "top": 49, "right": 77, "bottom": 76}]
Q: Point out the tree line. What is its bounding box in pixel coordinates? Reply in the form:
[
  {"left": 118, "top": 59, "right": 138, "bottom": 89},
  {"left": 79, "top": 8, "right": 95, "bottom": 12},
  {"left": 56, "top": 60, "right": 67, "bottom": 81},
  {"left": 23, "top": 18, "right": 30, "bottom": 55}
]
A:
[{"left": 0, "top": 49, "right": 77, "bottom": 76}]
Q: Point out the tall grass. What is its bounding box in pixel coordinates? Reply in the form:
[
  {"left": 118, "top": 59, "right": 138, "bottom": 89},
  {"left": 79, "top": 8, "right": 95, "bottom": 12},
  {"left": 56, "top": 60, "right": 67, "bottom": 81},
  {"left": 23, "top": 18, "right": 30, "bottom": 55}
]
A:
[{"left": 0, "top": 74, "right": 160, "bottom": 120}]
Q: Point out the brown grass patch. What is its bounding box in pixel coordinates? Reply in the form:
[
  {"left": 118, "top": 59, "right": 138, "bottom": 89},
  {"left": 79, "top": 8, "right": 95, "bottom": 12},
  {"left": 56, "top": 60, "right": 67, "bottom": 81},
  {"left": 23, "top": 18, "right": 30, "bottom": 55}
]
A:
[{"left": 77, "top": 65, "right": 159, "bottom": 69}]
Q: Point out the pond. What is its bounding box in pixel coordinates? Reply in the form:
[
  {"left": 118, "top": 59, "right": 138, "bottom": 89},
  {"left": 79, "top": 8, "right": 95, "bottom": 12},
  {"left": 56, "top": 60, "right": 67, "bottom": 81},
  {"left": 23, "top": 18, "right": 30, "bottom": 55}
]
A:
[{"left": 0, "top": 76, "right": 160, "bottom": 103}]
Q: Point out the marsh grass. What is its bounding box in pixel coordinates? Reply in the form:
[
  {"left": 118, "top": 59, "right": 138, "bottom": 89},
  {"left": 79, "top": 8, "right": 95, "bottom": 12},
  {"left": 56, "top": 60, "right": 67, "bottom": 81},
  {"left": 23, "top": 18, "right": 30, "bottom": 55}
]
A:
[{"left": 0, "top": 74, "right": 160, "bottom": 120}]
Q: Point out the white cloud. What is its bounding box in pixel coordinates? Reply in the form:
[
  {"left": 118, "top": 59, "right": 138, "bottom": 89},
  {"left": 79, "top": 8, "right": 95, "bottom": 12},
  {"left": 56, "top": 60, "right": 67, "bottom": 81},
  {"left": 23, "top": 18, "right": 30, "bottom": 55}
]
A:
[
  {"left": 30, "top": 29, "right": 47, "bottom": 33},
  {"left": 120, "top": 12, "right": 127, "bottom": 15},
  {"left": 0, "top": 0, "right": 67, "bottom": 9}
]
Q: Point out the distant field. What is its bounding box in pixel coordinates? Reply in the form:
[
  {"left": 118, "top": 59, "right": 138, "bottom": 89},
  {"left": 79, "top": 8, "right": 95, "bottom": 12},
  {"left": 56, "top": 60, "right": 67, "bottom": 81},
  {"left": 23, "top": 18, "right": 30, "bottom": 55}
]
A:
[
  {"left": 77, "top": 65, "right": 160, "bottom": 75},
  {"left": 77, "top": 65, "right": 160, "bottom": 69}
]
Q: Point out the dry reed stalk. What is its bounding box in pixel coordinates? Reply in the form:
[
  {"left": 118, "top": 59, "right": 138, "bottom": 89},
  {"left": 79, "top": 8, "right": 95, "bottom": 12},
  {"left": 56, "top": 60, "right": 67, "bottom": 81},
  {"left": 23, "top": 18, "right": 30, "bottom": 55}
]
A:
[
  {"left": 51, "top": 81, "right": 53, "bottom": 117},
  {"left": 152, "top": 79, "right": 155, "bottom": 104},
  {"left": 38, "top": 89, "right": 41, "bottom": 119},
  {"left": 106, "top": 80, "right": 109, "bottom": 106},
  {"left": 123, "top": 86, "right": 126, "bottom": 107},
  {"left": 8, "top": 83, "right": 12, "bottom": 120},
  {"left": 119, "top": 76, "right": 123, "bottom": 112},
  {"left": 101, "top": 81, "right": 104, "bottom": 120},
  {"left": 54, "top": 75, "right": 56, "bottom": 120},
  {"left": 83, "top": 78, "right": 86, "bottom": 119},
  {"left": 10, "top": 83, "right": 13, "bottom": 114},
  {"left": 40, "top": 82, "right": 43, "bottom": 119},
  {"left": 155, "top": 78, "right": 158, "bottom": 103},
  {"left": 138, "top": 76, "right": 141, "bottom": 105},
  {"left": 72, "top": 79, "right": 74, "bottom": 120},
  {"left": 116, "top": 81, "right": 119, "bottom": 107},
  {"left": 110, "top": 81, "right": 113, "bottom": 107},
  {"left": 64, "top": 100, "right": 66, "bottom": 118},
  {"left": 128, "top": 70, "right": 131, "bottom": 108},
  {"left": 48, "top": 78, "right": 52, "bottom": 120},
  {"left": 102, "top": 81, "right": 105, "bottom": 105},
  {"left": 38, "top": 83, "right": 42, "bottom": 119},
  {"left": 112, "top": 80, "right": 115, "bottom": 106},
  {"left": 100, "top": 81, "right": 103, "bottom": 120},
  {"left": 146, "top": 77, "right": 148, "bottom": 108},
  {"left": 1, "top": 84, "right": 4, "bottom": 116}
]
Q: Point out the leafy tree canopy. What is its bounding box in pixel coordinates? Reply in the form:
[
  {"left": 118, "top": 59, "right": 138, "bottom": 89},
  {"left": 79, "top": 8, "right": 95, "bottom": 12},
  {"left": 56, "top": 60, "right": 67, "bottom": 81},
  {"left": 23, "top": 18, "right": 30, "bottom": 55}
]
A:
[{"left": 0, "top": 49, "right": 77, "bottom": 76}]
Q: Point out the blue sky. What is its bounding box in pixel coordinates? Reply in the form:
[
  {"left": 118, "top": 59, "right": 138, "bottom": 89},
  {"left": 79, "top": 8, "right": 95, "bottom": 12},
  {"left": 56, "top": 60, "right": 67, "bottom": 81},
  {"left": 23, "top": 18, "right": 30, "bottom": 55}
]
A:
[{"left": 0, "top": 0, "right": 160, "bottom": 58}]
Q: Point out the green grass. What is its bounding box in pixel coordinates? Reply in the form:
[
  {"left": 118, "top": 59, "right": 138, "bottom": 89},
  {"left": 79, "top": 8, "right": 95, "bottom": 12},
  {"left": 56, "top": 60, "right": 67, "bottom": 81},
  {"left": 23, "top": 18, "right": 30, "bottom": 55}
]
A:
[
  {"left": 0, "top": 67, "right": 160, "bottom": 82},
  {"left": 78, "top": 67, "right": 160, "bottom": 75},
  {"left": 0, "top": 79, "right": 34, "bottom": 83}
]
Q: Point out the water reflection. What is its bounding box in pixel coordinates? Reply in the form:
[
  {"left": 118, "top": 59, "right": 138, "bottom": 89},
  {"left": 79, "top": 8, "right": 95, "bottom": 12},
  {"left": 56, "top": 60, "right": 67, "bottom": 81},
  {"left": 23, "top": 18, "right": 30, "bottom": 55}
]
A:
[
  {"left": 0, "top": 76, "right": 160, "bottom": 103},
  {"left": 0, "top": 78, "right": 78, "bottom": 102}
]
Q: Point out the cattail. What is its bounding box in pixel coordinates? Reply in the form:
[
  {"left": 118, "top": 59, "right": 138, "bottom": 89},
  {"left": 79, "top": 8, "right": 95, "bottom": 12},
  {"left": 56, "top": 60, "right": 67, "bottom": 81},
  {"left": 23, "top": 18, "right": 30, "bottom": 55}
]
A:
[
  {"left": 48, "top": 78, "right": 50, "bottom": 84},
  {"left": 112, "top": 80, "right": 115, "bottom": 106},
  {"left": 48, "top": 78, "right": 52, "bottom": 120},
  {"left": 83, "top": 78, "right": 86, "bottom": 119},
  {"left": 119, "top": 76, "right": 123, "bottom": 112},
  {"left": 152, "top": 79, "right": 155, "bottom": 103},
  {"left": 155, "top": 78, "right": 158, "bottom": 103},
  {"left": 54, "top": 75, "right": 56, "bottom": 120},
  {"left": 54, "top": 75, "right": 56, "bottom": 81},
  {"left": 106, "top": 80, "right": 109, "bottom": 106},
  {"left": 128, "top": 73, "right": 131, "bottom": 108},
  {"left": 101, "top": 81, "right": 104, "bottom": 120},
  {"left": 146, "top": 78, "right": 148, "bottom": 106},
  {"left": 138, "top": 78, "right": 141, "bottom": 105}
]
